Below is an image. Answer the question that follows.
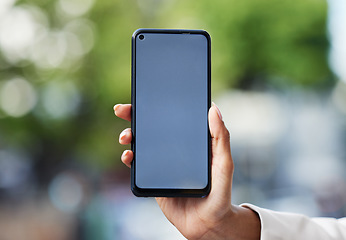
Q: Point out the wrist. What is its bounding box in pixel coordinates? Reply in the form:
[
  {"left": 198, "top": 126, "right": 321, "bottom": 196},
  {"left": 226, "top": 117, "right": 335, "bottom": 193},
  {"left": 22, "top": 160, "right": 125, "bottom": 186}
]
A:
[{"left": 214, "top": 204, "right": 261, "bottom": 240}]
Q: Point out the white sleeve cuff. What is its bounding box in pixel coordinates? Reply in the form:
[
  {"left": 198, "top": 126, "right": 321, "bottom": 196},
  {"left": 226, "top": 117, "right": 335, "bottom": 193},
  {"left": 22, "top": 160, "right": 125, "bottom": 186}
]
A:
[{"left": 241, "top": 203, "right": 346, "bottom": 240}]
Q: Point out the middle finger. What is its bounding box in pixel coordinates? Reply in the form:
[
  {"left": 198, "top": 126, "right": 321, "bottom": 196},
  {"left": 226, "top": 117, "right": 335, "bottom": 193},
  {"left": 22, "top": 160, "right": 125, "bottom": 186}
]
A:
[{"left": 119, "top": 128, "right": 132, "bottom": 145}]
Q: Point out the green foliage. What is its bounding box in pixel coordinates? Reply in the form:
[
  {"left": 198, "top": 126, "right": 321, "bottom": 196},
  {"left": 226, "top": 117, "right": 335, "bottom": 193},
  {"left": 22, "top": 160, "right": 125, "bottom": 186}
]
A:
[
  {"left": 0, "top": 0, "right": 331, "bottom": 172},
  {"left": 197, "top": 0, "right": 330, "bottom": 89}
]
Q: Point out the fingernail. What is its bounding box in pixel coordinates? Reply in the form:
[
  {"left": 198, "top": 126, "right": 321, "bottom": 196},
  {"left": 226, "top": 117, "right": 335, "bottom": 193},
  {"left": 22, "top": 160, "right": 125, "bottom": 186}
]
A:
[
  {"left": 119, "top": 130, "right": 127, "bottom": 141},
  {"left": 122, "top": 150, "right": 130, "bottom": 158},
  {"left": 113, "top": 104, "right": 120, "bottom": 114},
  {"left": 212, "top": 102, "right": 223, "bottom": 121}
]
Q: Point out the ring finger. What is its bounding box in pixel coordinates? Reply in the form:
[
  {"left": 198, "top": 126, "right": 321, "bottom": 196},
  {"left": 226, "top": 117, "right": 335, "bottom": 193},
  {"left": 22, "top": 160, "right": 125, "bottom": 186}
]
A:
[{"left": 119, "top": 128, "right": 132, "bottom": 145}]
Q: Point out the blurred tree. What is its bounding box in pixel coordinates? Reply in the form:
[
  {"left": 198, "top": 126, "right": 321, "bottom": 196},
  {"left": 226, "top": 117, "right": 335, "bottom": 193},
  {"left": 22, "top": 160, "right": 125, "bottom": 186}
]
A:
[
  {"left": 197, "top": 0, "right": 331, "bottom": 90},
  {"left": 0, "top": 0, "right": 331, "bottom": 188}
]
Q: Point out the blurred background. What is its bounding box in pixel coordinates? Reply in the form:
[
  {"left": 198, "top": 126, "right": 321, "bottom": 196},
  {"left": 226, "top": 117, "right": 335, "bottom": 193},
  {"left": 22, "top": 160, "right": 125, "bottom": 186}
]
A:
[{"left": 0, "top": 0, "right": 345, "bottom": 239}]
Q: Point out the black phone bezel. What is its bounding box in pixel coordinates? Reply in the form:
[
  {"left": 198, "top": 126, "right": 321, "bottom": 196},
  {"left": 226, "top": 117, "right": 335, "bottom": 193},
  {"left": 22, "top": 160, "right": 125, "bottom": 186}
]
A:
[{"left": 131, "top": 28, "right": 211, "bottom": 197}]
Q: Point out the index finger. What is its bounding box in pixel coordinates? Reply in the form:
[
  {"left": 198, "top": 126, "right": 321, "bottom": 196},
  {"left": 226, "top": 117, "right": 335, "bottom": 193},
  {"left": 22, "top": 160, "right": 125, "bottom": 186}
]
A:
[{"left": 114, "top": 104, "right": 131, "bottom": 122}]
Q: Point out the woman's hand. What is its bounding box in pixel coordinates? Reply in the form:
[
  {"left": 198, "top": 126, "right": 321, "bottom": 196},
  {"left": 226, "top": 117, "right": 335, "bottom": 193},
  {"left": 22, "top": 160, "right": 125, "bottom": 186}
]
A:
[{"left": 114, "top": 103, "right": 260, "bottom": 240}]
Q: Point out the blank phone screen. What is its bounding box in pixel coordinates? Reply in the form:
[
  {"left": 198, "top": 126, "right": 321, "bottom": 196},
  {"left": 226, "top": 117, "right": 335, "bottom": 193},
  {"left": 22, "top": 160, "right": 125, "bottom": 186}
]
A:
[{"left": 134, "top": 31, "right": 209, "bottom": 190}]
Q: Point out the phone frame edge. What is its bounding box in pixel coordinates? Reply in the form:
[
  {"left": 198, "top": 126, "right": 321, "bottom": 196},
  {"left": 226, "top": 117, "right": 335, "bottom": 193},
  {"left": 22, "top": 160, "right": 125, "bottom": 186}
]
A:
[{"left": 131, "top": 28, "right": 211, "bottom": 198}]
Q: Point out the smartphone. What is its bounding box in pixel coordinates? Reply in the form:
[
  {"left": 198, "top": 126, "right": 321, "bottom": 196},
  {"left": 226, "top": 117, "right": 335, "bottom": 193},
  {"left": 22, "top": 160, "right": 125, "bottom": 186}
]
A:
[{"left": 131, "top": 29, "right": 211, "bottom": 197}]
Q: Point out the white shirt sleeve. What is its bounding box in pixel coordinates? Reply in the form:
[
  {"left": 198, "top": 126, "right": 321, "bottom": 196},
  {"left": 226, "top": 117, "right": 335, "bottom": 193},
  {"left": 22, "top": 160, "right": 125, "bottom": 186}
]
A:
[{"left": 241, "top": 203, "right": 346, "bottom": 240}]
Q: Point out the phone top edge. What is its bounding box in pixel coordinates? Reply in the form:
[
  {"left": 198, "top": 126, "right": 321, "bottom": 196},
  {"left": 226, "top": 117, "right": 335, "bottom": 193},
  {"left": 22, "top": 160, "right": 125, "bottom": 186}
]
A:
[{"left": 132, "top": 28, "right": 211, "bottom": 40}]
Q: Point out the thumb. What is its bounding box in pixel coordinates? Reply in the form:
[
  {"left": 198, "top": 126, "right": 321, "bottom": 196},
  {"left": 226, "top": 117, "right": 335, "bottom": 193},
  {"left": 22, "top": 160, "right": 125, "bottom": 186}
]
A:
[
  {"left": 208, "top": 103, "right": 233, "bottom": 198},
  {"left": 209, "top": 103, "right": 232, "bottom": 159}
]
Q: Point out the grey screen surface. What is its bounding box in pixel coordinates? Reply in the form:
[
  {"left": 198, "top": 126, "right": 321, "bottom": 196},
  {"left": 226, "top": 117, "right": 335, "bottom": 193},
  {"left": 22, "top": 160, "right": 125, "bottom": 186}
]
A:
[{"left": 135, "top": 32, "right": 209, "bottom": 189}]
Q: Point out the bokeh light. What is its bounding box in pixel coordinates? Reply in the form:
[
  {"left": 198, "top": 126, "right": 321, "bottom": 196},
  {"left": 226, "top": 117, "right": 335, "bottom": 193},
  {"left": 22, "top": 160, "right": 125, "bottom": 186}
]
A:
[
  {"left": 40, "top": 80, "right": 80, "bottom": 119},
  {"left": 0, "top": 0, "right": 345, "bottom": 239},
  {"left": 0, "top": 6, "right": 39, "bottom": 64},
  {"left": 58, "top": 0, "right": 94, "bottom": 17},
  {"left": 328, "top": 0, "right": 346, "bottom": 83},
  {"left": 0, "top": 77, "right": 37, "bottom": 117},
  {"left": 49, "top": 172, "right": 84, "bottom": 213}
]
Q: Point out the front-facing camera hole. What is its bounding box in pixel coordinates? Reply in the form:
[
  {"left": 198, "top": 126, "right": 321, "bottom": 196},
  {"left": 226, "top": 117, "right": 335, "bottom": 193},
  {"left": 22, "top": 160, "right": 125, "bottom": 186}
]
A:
[{"left": 139, "top": 35, "right": 144, "bottom": 40}]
